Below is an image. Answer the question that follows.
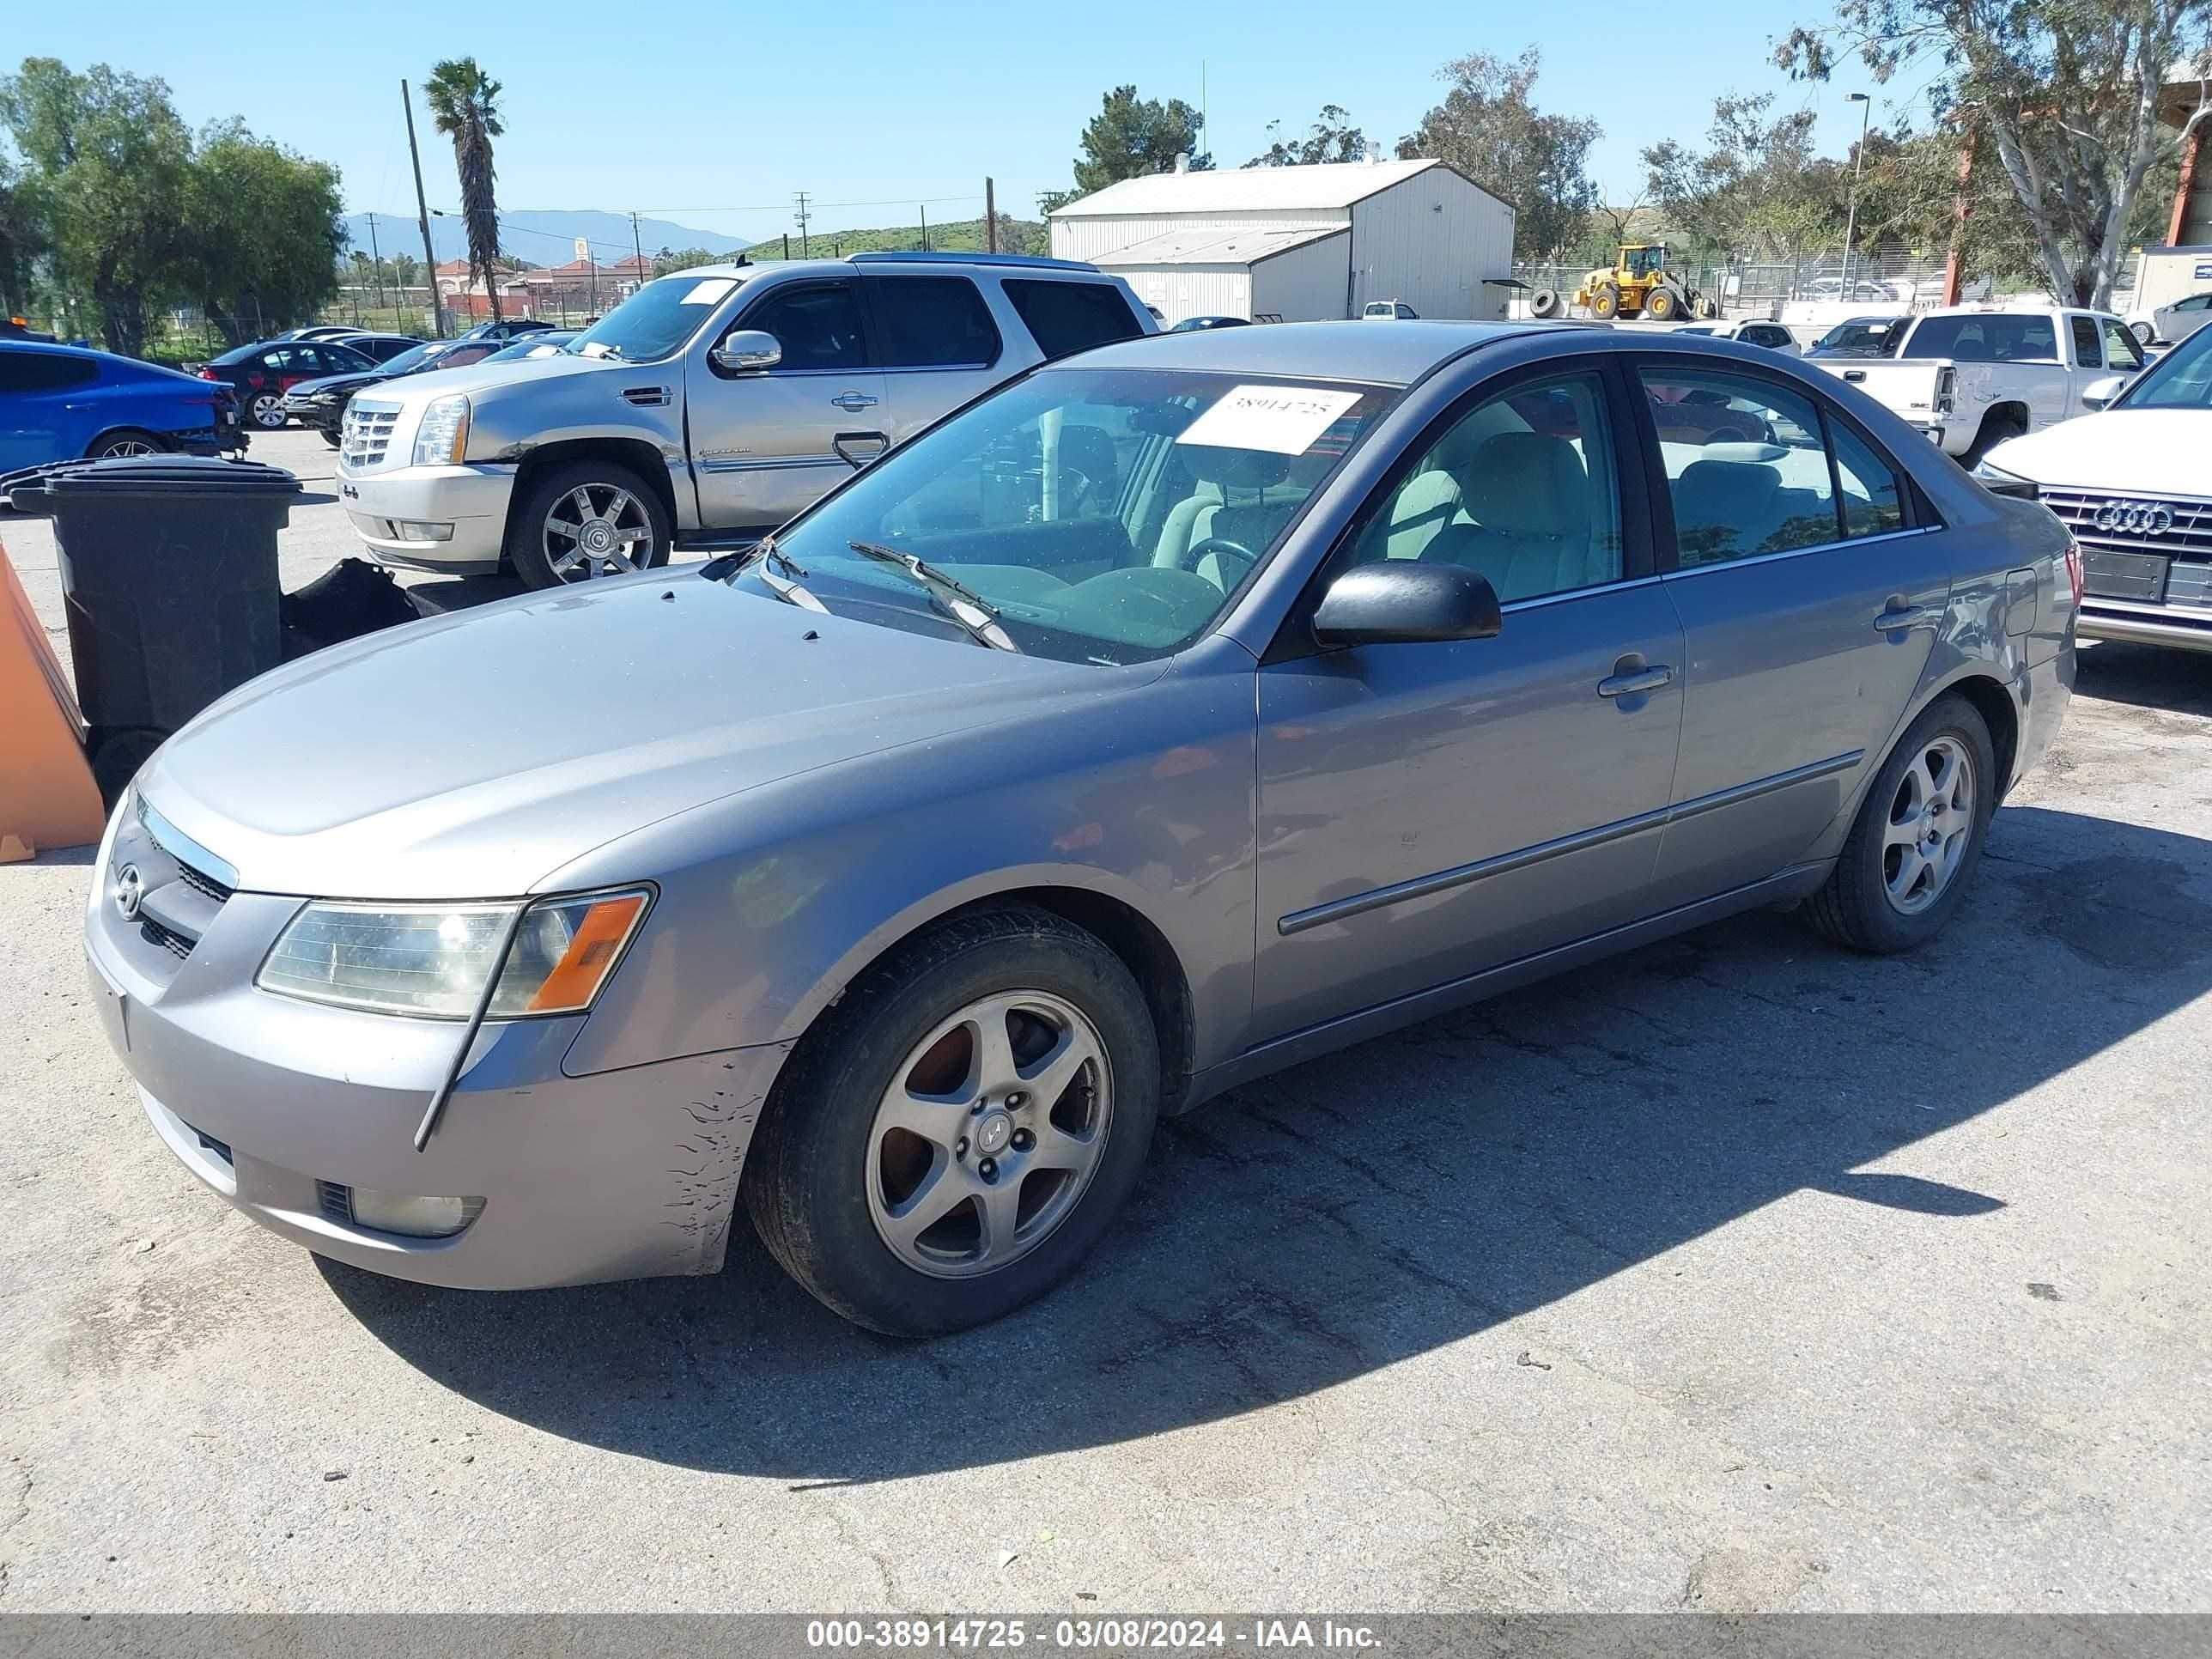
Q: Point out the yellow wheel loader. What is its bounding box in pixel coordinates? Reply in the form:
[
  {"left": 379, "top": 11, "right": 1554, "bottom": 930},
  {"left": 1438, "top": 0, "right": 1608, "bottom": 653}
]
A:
[{"left": 1529, "top": 244, "right": 1717, "bottom": 323}]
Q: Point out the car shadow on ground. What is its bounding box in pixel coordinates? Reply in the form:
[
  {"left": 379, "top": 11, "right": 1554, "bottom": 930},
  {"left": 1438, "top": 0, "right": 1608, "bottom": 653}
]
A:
[
  {"left": 2074, "top": 640, "right": 2212, "bottom": 717},
  {"left": 324, "top": 804, "right": 2212, "bottom": 1484}
]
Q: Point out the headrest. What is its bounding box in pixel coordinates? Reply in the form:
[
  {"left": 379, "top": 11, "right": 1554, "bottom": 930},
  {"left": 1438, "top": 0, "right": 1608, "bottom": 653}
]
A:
[
  {"left": 1182, "top": 446, "right": 1291, "bottom": 490},
  {"left": 1462, "top": 432, "right": 1590, "bottom": 538},
  {"left": 1674, "top": 458, "right": 1782, "bottom": 521},
  {"left": 1057, "top": 423, "right": 1118, "bottom": 478}
]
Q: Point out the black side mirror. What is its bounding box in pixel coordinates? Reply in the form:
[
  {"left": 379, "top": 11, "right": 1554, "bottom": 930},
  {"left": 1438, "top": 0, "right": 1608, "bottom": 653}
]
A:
[
  {"left": 1980, "top": 475, "right": 2039, "bottom": 502},
  {"left": 1312, "top": 562, "right": 1503, "bottom": 647}
]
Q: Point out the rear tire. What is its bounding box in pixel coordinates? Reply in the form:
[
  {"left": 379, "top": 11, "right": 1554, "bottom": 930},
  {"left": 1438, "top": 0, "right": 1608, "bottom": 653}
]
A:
[
  {"left": 744, "top": 904, "right": 1161, "bottom": 1335},
  {"left": 1804, "top": 694, "right": 1996, "bottom": 954},
  {"left": 84, "top": 429, "right": 164, "bottom": 459},
  {"left": 248, "top": 392, "right": 287, "bottom": 430},
  {"left": 1961, "top": 412, "right": 2026, "bottom": 467}
]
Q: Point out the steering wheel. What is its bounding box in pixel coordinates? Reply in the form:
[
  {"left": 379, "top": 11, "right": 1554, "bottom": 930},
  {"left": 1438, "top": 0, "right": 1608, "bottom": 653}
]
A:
[{"left": 1182, "top": 535, "right": 1261, "bottom": 588}]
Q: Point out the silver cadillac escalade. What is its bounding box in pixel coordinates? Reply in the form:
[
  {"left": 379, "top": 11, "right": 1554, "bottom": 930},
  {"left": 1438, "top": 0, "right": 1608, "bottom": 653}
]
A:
[{"left": 335, "top": 252, "right": 1157, "bottom": 587}]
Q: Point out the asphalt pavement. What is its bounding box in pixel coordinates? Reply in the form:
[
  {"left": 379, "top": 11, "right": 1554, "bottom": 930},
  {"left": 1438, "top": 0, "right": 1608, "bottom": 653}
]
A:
[{"left": 1, "top": 436, "right": 2207, "bottom": 1610}]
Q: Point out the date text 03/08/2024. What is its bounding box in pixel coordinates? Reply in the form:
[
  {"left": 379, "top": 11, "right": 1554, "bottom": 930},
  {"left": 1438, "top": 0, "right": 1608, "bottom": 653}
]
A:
[{"left": 804, "top": 1619, "right": 1384, "bottom": 1650}]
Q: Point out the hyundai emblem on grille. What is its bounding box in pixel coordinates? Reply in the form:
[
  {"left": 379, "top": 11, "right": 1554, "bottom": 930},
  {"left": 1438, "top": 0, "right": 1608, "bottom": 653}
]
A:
[{"left": 2094, "top": 501, "right": 2175, "bottom": 536}]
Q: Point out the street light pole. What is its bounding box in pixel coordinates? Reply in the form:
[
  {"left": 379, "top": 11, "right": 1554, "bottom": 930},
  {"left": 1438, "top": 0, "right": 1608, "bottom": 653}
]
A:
[
  {"left": 1842, "top": 92, "right": 1872, "bottom": 299},
  {"left": 401, "top": 79, "right": 444, "bottom": 337}
]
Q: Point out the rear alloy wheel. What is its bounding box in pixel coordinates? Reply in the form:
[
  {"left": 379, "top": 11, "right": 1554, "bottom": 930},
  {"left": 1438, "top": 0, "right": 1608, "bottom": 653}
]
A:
[
  {"left": 1804, "top": 694, "right": 1996, "bottom": 953},
  {"left": 248, "top": 392, "right": 287, "bottom": 430},
  {"left": 744, "top": 904, "right": 1161, "bottom": 1334},
  {"left": 505, "top": 459, "right": 672, "bottom": 590},
  {"left": 87, "top": 430, "right": 161, "bottom": 459}
]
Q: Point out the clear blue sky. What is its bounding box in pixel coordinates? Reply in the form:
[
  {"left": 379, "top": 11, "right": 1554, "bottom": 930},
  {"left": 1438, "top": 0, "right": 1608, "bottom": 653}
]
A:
[{"left": 12, "top": 0, "right": 1902, "bottom": 249}]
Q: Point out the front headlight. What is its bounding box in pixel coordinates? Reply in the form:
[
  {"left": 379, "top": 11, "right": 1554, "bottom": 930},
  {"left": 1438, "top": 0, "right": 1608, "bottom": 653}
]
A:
[
  {"left": 411, "top": 393, "right": 471, "bottom": 466},
  {"left": 256, "top": 887, "right": 650, "bottom": 1018}
]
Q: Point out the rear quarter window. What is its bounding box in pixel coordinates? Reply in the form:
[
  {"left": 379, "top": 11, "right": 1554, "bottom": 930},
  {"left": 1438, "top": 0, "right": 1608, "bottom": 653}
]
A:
[
  {"left": 1002, "top": 279, "right": 1146, "bottom": 361},
  {"left": 0, "top": 350, "right": 100, "bottom": 393},
  {"left": 866, "top": 276, "right": 1001, "bottom": 368}
]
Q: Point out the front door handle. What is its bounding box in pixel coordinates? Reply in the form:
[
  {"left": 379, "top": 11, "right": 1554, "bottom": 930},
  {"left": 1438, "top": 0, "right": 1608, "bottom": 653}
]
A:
[
  {"left": 1597, "top": 664, "right": 1674, "bottom": 698},
  {"left": 830, "top": 391, "right": 878, "bottom": 411}
]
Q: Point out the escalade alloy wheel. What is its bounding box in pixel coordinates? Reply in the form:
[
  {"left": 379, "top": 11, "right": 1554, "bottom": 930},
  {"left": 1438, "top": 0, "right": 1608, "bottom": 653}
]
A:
[
  {"left": 744, "top": 905, "right": 1161, "bottom": 1335},
  {"left": 507, "top": 459, "right": 673, "bottom": 590}
]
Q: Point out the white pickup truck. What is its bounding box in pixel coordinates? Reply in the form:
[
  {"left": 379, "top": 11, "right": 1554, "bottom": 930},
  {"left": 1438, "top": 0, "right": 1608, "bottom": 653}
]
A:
[{"left": 1811, "top": 304, "right": 2146, "bottom": 464}]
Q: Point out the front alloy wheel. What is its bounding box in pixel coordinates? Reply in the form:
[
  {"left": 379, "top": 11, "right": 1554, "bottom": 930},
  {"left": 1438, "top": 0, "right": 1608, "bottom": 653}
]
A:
[
  {"left": 544, "top": 482, "right": 657, "bottom": 581},
  {"left": 867, "top": 991, "right": 1113, "bottom": 1279}
]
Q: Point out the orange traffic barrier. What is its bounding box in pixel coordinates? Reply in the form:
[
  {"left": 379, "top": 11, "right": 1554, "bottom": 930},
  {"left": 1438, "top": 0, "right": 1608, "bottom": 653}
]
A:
[{"left": 0, "top": 533, "right": 106, "bottom": 860}]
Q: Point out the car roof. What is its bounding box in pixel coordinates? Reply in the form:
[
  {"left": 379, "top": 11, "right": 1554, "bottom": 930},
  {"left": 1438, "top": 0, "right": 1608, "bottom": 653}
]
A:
[{"left": 1068, "top": 319, "right": 1566, "bottom": 386}]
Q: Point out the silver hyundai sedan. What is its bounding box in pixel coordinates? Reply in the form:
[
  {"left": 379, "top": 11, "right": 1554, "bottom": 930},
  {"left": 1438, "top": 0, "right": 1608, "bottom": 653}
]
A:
[{"left": 84, "top": 322, "right": 2077, "bottom": 1334}]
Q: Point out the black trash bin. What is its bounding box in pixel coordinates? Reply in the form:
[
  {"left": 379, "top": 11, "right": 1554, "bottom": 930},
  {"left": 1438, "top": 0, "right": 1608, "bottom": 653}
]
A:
[{"left": 4, "top": 455, "right": 302, "bottom": 802}]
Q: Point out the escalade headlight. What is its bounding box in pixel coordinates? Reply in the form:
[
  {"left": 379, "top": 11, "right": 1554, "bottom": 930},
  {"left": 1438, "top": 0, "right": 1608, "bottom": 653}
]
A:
[
  {"left": 411, "top": 394, "right": 471, "bottom": 466},
  {"left": 256, "top": 887, "right": 650, "bottom": 1018}
]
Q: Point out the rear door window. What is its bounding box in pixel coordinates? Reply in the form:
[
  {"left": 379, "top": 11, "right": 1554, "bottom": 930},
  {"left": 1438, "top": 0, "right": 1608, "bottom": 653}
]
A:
[
  {"left": 1003, "top": 279, "right": 1146, "bottom": 361},
  {"left": 865, "top": 276, "right": 1001, "bottom": 368},
  {"left": 0, "top": 349, "right": 98, "bottom": 393},
  {"left": 1829, "top": 421, "right": 1906, "bottom": 538},
  {"left": 1639, "top": 368, "right": 1838, "bottom": 564}
]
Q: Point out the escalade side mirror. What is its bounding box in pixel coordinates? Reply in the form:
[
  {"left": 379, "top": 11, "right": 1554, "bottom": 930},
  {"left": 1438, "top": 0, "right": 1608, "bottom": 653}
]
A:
[
  {"left": 1312, "top": 562, "right": 1503, "bottom": 647},
  {"left": 711, "top": 329, "right": 782, "bottom": 373}
]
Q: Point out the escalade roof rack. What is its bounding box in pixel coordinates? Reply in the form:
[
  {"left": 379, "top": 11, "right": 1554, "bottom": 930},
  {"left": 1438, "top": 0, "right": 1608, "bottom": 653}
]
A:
[{"left": 847, "top": 250, "right": 1098, "bottom": 272}]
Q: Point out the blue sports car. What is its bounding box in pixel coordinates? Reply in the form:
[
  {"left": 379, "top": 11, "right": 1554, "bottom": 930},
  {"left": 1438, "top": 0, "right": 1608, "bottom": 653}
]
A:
[{"left": 0, "top": 339, "right": 245, "bottom": 470}]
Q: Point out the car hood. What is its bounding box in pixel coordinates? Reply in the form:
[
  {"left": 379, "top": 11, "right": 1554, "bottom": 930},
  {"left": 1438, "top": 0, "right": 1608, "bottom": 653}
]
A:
[
  {"left": 137, "top": 571, "right": 1144, "bottom": 901},
  {"left": 1984, "top": 409, "right": 2211, "bottom": 492},
  {"left": 365, "top": 349, "right": 620, "bottom": 412}
]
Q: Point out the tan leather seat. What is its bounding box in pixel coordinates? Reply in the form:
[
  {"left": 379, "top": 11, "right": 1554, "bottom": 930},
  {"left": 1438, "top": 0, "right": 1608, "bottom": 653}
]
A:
[{"left": 1422, "top": 432, "right": 1603, "bottom": 600}]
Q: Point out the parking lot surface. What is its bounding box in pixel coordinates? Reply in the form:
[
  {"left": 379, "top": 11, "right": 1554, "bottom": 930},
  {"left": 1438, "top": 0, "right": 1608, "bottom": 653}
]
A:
[{"left": 2, "top": 434, "right": 2208, "bottom": 1610}]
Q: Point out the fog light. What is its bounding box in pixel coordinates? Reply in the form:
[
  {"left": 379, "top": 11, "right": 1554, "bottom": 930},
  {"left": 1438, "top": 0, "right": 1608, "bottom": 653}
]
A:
[
  {"left": 397, "top": 520, "right": 454, "bottom": 542},
  {"left": 345, "top": 1186, "right": 484, "bottom": 1238}
]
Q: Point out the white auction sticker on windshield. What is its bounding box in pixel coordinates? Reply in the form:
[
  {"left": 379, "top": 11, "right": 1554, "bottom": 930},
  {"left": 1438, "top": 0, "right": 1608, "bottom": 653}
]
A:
[
  {"left": 1176, "top": 384, "right": 1362, "bottom": 454},
  {"left": 679, "top": 278, "right": 738, "bottom": 306}
]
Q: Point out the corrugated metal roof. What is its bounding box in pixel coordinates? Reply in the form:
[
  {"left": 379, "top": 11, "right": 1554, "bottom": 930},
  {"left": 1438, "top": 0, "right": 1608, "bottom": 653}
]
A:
[
  {"left": 1050, "top": 159, "right": 1443, "bottom": 217},
  {"left": 1089, "top": 222, "right": 1347, "bottom": 268}
]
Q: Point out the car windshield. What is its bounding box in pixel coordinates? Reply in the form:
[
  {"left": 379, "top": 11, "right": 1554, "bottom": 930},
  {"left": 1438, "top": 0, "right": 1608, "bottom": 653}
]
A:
[
  {"left": 2113, "top": 319, "right": 2212, "bottom": 409},
  {"left": 379, "top": 343, "right": 441, "bottom": 374},
  {"left": 1813, "top": 320, "right": 1893, "bottom": 352},
  {"left": 737, "top": 366, "right": 1396, "bottom": 665},
  {"left": 564, "top": 272, "right": 743, "bottom": 362}
]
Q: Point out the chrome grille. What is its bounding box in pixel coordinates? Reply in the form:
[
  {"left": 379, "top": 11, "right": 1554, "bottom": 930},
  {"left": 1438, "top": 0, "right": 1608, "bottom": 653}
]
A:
[
  {"left": 340, "top": 399, "right": 403, "bottom": 471},
  {"left": 173, "top": 859, "right": 234, "bottom": 905},
  {"left": 2040, "top": 489, "right": 2212, "bottom": 558}
]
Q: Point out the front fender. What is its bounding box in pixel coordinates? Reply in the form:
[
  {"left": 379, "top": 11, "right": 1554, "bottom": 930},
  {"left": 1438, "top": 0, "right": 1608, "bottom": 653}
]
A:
[{"left": 547, "top": 639, "right": 1261, "bottom": 1080}]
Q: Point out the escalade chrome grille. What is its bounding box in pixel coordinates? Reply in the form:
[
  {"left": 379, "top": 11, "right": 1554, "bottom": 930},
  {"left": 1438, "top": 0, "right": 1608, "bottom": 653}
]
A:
[{"left": 340, "top": 399, "right": 403, "bottom": 471}]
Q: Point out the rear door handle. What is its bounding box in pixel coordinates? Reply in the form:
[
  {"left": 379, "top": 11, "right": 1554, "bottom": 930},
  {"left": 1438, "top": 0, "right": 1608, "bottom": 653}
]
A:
[
  {"left": 1874, "top": 602, "right": 1942, "bottom": 632},
  {"left": 830, "top": 392, "right": 878, "bottom": 411},
  {"left": 1597, "top": 665, "right": 1674, "bottom": 698}
]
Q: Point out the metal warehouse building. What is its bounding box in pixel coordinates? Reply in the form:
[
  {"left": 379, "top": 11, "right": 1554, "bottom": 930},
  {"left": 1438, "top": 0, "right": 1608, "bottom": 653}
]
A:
[{"left": 1048, "top": 157, "right": 1516, "bottom": 326}]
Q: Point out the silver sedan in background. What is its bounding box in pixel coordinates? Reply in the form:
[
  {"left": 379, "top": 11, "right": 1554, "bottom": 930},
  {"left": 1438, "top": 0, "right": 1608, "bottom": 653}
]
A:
[{"left": 84, "top": 321, "right": 2075, "bottom": 1334}]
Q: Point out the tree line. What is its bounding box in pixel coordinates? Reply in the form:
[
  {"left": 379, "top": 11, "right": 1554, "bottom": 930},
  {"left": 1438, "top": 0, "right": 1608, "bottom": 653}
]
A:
[{"left": 1044, "top": 0, "right": 2212, "bottom": 309}]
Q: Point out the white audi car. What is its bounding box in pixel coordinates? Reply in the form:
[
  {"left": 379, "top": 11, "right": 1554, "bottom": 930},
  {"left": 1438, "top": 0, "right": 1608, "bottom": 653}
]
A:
[{"left": 1978, "top": 319, "right": 2212, "bottom": 652}]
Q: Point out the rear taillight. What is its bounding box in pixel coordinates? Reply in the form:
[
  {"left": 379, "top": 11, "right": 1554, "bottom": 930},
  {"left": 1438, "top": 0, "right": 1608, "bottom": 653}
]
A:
[
  {"left": 2063, "top": 538, "right": 2084, "bottom": 606},
  {"left": 1935, "top": 366, "right": 1957, "bottom": 415},
  {"left": 197, "top": 368, "right": 217, "bottom": 380}
]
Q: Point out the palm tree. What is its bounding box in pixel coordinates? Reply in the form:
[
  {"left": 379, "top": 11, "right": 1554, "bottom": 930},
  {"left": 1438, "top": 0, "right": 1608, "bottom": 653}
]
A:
[{"left": 423, "top": 58, "right": 504, "bottom": 321}]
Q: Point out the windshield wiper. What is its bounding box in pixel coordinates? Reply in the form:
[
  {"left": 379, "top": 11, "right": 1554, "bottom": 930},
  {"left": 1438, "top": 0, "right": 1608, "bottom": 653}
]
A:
[
  {"left": 846, "top": 539, "right": 1021, "bottom": 653},
  {"left": 749, "top": 535, "right": 826, "bottom": 611}
]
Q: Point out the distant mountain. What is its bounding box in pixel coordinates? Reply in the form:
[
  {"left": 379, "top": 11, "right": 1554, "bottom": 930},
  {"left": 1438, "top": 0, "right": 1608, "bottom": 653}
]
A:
[
  {"left": 340, "top": 210, "right": 750, "bottom": 266},
  {"left": 743, "top": 216, "right": 1048, "bottom": 260}
]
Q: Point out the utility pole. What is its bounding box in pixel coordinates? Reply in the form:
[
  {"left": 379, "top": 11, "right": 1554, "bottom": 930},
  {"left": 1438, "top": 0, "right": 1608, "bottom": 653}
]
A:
[
  {"left": 920, "top": 204, "right": 928, "bottom": 252},
  {"left": 630, "top": 210, "right": 647, "bottom": 286},
  {"left": 367, "top": 212, "right": 385, "bottom": 309},
  {"left": 985, "top": 178, "right": 998, "bottom": 252},
  {"left": 1841, "top": 92, "right": 1872, "bottom": 298},
  {"left": 401, "top": 80, "right": 444, "bottom": 337},
  {"left": 793, "top": 191, "right": 812, "bottom": 258}
]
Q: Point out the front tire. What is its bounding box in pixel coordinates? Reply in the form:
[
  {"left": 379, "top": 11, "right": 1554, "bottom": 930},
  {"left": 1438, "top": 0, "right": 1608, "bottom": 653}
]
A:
[
  {"left": 744, "top": 904, "right": 1162, "bottom": 1335},
  {"left": 1589, "top": 283, "right": 1621, "bottom": 320},
  {"left": 248, "top": 392, "right": 287, "bottom": 430},
  {"left": 504, "top": 459, "right": 672, "bottom": 589},
  {"left": 1804, "top": 694, "right": 1996, "bottom": 954}
]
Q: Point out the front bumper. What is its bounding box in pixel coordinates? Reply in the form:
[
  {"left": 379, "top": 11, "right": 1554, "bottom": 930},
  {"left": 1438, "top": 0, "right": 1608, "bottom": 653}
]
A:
[
  {"left": 82, "top": 799, "right": 787, "bottom": 1289},
  {"left": 2078, "top": 599, "right": 2212, "bottom": 654},
  {"left": 336, "top": 459, "right": 517, "bottom": 574}
]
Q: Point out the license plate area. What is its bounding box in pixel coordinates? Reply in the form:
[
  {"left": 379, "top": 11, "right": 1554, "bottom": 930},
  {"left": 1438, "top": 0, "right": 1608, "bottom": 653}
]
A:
[{"left": 2080, "top": 547, "right": 2169, "bottom": 602}]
